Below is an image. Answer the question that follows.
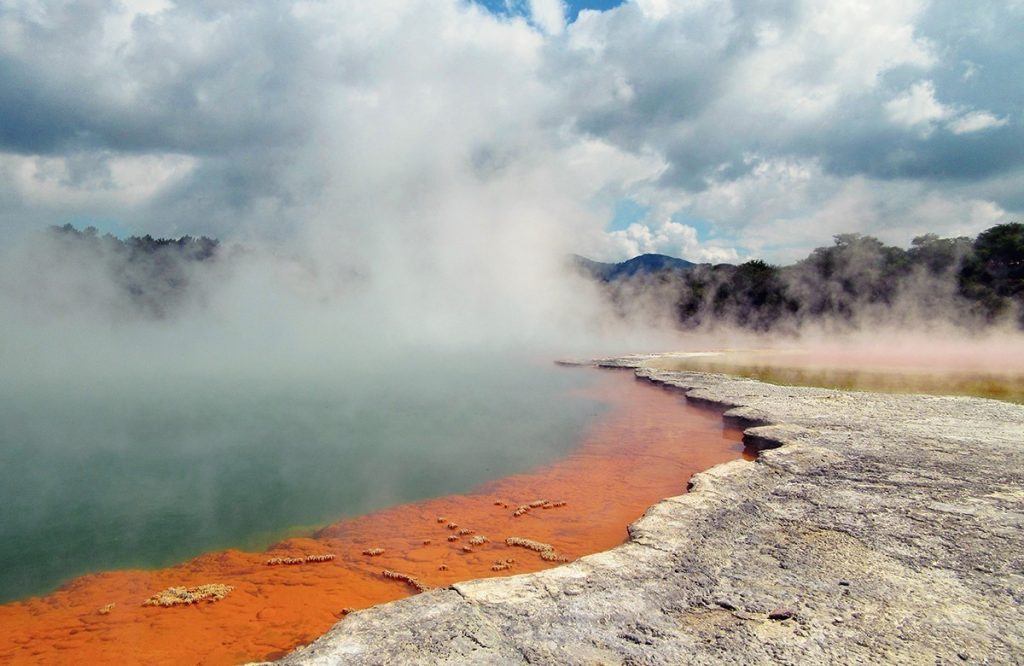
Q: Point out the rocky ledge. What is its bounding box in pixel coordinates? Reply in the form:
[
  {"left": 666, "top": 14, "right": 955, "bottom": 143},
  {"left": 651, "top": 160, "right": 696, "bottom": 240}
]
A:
[{"left": 272, "top": 358, "right": 1024, "bottom": 665}]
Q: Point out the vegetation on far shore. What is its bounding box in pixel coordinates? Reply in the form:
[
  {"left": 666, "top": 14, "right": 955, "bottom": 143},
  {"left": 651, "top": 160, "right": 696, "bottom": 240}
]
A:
[
  {"left": 583, "top": 222, "right": 1024, "bottom": 333},
  {"left": 33, "top": 223, "right": 220, "bottom": 318},
  {"left": 36, "top": 221, "right": 1024, "bottom": 332}
]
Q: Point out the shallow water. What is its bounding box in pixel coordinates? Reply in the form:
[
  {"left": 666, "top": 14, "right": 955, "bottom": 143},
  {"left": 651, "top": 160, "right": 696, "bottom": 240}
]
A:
[
  {"left": 0, "top": 367, "right": 746, "bottom": 665},
  {"left": 0, "top": 355, "right": 605, "bottom": 603},
  {"left": 646, "top": 347, "right": 1024, "bottom": 403}
]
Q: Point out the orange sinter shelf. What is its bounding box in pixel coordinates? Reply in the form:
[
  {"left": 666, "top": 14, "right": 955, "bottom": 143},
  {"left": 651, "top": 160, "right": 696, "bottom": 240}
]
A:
[{"left": 0, "top": 369, "right": 747, "bottom": 665}]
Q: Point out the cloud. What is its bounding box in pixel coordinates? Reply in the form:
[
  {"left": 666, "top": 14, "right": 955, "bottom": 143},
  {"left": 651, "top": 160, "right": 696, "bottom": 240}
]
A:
[
  {"left": 529, "top": 0, "right": 566, "bottom": 34},
  {"left": 0, "top": 0, "right": 1020, "bottom": 268},
  {"left": 600, "top": 218, "right": 740, "bottom": 264},
  {"left": 885, "top": 81, "right": 954, "bottom": 134},
  {"left": 553, "top": 0, "right": 1022, "bottom": 259},
  {"left": 884, "top": 83, "right": 1008, "bottom": 138},
  {"left": 1, "top": 152, "right": 196, "bottom": 208},
  {"left": 553, "top": 0, "right": 940, "bottom": 185},
  {"left": 630, "top": 154, "right": 1015, "bottom": 263},
  {"left": 947, "top": 110, "right": 1009, "bottom": 135}
]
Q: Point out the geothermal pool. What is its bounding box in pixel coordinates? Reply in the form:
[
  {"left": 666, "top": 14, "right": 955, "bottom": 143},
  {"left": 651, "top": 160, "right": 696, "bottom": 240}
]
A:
[
  {"left": 644, "top": 343, "right": 1024, "bottom": 403},
  {"left": 0, "top": 356, "right": 606, "bottom": 603},
  {"left": 0, "top": 365, "right": 746, "bottom": 665}
]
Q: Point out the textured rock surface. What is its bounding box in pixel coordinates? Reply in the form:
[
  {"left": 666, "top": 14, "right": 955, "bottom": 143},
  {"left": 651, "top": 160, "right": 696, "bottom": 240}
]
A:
[{"left": 273, "top": 359, "right": 1024, "bottom": 665}]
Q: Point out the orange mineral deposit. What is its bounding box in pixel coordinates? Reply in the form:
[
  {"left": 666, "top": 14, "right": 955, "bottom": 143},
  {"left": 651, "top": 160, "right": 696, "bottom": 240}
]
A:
[{"left": 0, "top": 369, "right": 747, "bottom": 665}]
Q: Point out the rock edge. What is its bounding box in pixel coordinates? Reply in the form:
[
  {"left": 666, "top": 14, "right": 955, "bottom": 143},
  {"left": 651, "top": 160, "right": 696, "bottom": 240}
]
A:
[{"left": 267, "top": 358, "right": 1024, "bottom": 665}]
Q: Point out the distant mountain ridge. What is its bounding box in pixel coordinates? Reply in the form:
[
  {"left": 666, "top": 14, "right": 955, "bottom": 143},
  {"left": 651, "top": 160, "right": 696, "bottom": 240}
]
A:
[{"left": 572, "top": 253, "right": 698, "bottom": 281}]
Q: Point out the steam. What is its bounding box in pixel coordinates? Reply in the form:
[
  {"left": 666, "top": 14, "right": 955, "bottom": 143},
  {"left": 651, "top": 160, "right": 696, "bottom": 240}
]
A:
[
  {"left": 0, "top": 1, "right": 665, "bottom": 368},
  {"left": 2, "top": 0, "right": 1019, "bottom": 365},
  {"left": 3, "top": 0, "right": 1022, "bottom": 609}
]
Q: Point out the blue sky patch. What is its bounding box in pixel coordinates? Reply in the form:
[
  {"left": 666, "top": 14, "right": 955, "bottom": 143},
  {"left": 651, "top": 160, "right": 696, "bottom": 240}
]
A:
[
  {"left": 472, "top": 0, "right": 626, "bottom": 24},
  {"left": 564, "top": 0, "right": 626, "bottom": 21},
  {"left": 60, "top": 216, "right": 132, "bottom": 239},
  {"left": 607, "top": 198, "right": 649, "bottom": 231}
]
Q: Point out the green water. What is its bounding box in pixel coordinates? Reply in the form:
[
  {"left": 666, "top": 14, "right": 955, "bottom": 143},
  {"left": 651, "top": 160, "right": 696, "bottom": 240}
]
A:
[{"left": 0, "top": 355, "right": 605, "bottom": 603}]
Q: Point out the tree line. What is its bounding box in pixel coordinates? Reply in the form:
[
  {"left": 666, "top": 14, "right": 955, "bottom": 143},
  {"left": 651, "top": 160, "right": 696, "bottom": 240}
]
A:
[
  {"left": 589, "top": 223, "right": 1024, "bottom": 332},
  {"left": 43, "top": 224, "right": 220, "bottom": 318}
]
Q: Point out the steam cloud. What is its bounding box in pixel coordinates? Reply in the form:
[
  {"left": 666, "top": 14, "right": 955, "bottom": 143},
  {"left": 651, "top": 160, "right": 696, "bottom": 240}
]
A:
[
  {"left": 4, "top": 0, "right": 1023, "bottom": 609},
  {"left": 1, "top": 0, "right": 1021, "bottom": 372}
]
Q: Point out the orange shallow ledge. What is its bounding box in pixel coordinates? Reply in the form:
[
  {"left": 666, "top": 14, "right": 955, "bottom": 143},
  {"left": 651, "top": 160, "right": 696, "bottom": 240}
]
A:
[{"left": 0, "top": 369, "right": 746, "bottom": 665}]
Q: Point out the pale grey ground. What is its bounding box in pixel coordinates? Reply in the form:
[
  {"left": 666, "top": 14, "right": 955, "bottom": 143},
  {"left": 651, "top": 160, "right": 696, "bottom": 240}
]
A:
[{"left": 266, "top": 355, "right": 1024, "bottom": 665}]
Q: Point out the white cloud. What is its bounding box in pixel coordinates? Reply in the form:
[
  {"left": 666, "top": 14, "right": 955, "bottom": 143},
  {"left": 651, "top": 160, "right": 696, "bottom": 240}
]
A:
[
  {"left": 633, "top": 155, "right": 1016, "bottom": 263},
  {"left": 551, "top": 0, "right": 962, "bottom": 199},
  {"left": 529, "top": 0, "right": 566, "bottom": 35},
  {"left": 947, "top": 110, "right": 1009, "bottom": 134},
  {"left": 2, "top": 151, "right": 196, "bottom": 210},
  {"left": 600, "top": 219, "right": 740, "bottom": 264},
  {"left": 885, "top": 80, "right": 954, "bottom": 132},
  {"left": 789, "top": 178, "right": 1011, "bottom": 251},
  {"left": 735, "top": 0, "right": 936, "bottom": 119},
  {"left": 605, "top": 220, "right": 696, "bottom": 259},
  {"left": 961, "top": 60, "right": 981, "bottom": 80},
  {"left": 591, "top": 157, "right": 839, "bottom": 263},
  {"left": 0, "top": 0, "right": 1021, "bottom": 276},
  {"left": 632, "top": 0, "right": 674, "bottom": 20},
  {"left": 884, "top": 82, "right": 1009, "bottom": 138}
]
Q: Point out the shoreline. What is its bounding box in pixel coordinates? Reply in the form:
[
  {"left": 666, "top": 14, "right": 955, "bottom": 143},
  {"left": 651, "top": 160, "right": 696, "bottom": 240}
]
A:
[
  {"left": 0, "top": 368, "right": 745, "bottom": 665},
  {"left": 270, "top": 355, "right": 1024, "bottom": 665}
]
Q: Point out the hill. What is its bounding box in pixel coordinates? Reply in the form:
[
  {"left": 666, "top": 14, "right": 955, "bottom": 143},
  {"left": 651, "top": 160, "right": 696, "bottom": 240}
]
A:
[{"left": 572, "top": 253, "right": 698, "bottom": 281}]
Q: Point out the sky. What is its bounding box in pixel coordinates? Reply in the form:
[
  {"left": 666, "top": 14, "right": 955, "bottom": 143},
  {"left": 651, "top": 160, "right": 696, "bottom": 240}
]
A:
[{"left": 1, "top": 0, "right": 1021, "bottom": 264}]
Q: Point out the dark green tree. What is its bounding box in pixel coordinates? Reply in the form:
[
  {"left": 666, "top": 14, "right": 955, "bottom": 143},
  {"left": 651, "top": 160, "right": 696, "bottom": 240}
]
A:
[{"left": 958, "top": 222, "right": 1024, "bottom": 322}]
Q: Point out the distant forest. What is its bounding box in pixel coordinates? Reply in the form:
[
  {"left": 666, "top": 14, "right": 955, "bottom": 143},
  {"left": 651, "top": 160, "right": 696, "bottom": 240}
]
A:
[
  {"left": 42, "top": 224, "right": 220, "bottom": 317},
  {"left": 578, "top": 222, "right": 1024, "bottom": 332},
  {"left": 35, "top": 222, "right": 1024, "bottom": 331}
]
